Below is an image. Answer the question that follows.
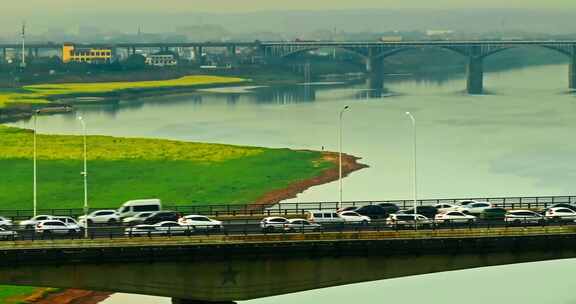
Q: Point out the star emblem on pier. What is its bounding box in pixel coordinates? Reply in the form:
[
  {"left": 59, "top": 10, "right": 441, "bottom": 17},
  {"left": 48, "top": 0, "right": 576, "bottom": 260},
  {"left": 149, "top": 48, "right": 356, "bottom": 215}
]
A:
[{"left": 221, "top": 264, "right": 239, "bottom": 286}]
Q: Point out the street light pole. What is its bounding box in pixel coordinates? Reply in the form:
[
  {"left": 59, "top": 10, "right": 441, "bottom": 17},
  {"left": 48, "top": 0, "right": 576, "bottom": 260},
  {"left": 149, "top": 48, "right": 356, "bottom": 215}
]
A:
[
  {"left": 338, "top": 105, "right": 350, "bottom": 209},
  {"left": 33, "top": 110, "right": 38, "bottom": 217},
  {"left": 405, "top": 112, "right": 418, "bottom": 230},
  {"left": 78, "top": 116, "right": 89, "bottom": 239}
]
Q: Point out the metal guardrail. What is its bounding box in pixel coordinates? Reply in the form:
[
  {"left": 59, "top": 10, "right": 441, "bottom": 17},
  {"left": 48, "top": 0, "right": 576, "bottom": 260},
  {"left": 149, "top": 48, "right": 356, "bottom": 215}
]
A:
[{"left": 0, "top": 195, "right": 574, "bottom": 221}]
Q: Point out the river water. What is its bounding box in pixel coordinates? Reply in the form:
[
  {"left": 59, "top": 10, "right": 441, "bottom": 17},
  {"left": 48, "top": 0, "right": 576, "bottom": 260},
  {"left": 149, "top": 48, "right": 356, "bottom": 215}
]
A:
[{"left": 9, "top": 64, "right": 576, "bottom": 303}]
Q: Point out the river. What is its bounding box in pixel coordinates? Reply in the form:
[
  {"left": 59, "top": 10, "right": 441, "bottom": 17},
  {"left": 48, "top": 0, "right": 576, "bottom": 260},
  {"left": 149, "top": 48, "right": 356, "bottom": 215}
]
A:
[{"left": 9, "top": 64, "right": 576, "bottom": 303}]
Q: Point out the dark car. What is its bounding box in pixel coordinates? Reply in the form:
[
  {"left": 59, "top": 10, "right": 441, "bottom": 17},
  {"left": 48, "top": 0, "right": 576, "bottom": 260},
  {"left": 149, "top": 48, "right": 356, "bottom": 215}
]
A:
[
  {"left": 401, "top": 206, "right": 438, "bottom": 219},
  {"left": 377, "top": 203, "right": 400, "bottom": 214},
  {"left": 355, "top": 205, "right": 388, "bottom": 219},
  {"left": 479, "top": 208, "right": 507, "bottom": 220},
  {"left": 142, "top": 211, "right": 181, "bottom": 225},
  {"left": 337, "top": 206, "right": 359, "bottom": 213}
]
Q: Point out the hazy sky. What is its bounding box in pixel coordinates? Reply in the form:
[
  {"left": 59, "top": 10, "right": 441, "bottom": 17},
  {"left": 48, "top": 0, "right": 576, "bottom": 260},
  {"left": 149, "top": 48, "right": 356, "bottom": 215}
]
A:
[{"left": 7, "top": 0, "right": 576, "bottom": 12}]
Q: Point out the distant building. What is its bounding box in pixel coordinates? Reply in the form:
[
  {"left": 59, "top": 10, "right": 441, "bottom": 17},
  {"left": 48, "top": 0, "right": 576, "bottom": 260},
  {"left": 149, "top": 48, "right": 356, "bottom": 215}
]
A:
[
  {"left": 145, "top": 52, "right": 178, "bottom": 67},
  {"left": 62, "top": 44, "right": 112, "bottom": 64}
]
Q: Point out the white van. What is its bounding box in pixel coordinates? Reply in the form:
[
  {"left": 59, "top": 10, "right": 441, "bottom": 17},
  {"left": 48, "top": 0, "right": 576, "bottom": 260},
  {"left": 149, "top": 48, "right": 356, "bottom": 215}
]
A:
[
  {"left": 117, "top": 199, "right": 162, "bottom": 218},
  {"left": 305, "top": 210, "right": 345, "bottom": 224}
]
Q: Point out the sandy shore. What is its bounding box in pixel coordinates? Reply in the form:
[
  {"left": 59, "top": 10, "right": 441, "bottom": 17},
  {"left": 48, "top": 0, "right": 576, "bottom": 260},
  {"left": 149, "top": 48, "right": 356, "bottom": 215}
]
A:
[{"left": 24, "top": 152, "right": 366, "bottom": 304}]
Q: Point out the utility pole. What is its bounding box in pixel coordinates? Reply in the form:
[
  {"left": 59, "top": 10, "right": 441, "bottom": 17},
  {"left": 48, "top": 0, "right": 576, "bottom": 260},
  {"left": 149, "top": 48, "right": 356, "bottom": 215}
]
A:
[{"left": 20, "top": 21, "right": 26, "bottom": 69}]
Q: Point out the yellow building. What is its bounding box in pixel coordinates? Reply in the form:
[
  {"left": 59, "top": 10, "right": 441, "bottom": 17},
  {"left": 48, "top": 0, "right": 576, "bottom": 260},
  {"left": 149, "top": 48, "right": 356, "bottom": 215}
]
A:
[{"left": 62, "top": 44, "right": 113, "bottom": 64}]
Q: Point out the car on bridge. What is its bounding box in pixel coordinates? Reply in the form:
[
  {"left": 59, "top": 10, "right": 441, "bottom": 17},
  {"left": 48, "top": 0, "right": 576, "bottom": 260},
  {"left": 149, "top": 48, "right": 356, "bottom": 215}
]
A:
[
  {"left": 78, "top": 210, "right": 120, "bottom": 226},
  {"left": 142, "top": 211, "right": 181, "bottom": 225},
  {"left": 35, "top": 220, "right": 82, "bottom": 235},
  {"left": 456, "top": 202, "right": 492, "bottom": 215},
  {"left": 19, "top": 215, "right": 56, "bottom": 230},
  {"left": 478, "top": 207, "right": 507, "bottom": 221},
  {"left": 376, "top": 203, "right": 401, "bottom": 214},
  {"left": 0, "top": 227, "right": 18, "bottom": 240},
  {"left": 386, "top": 214, "right": 433, "bottom": 229},
  {"left": 545, "top": 207, "right": 576, "bottom": 222},
  {"left": 544, "top": 203, "right": 576, "bottom": 213},
  {"left": 283, "top": 219, "right": 322, "bottom": 232},
  {"left": 434, "top": 203, "right": 459, "bottom": 213},
  {"left": 337, "top": 211, "right": 371, "bottom": 224},
  {"left": 435, "top": 211, "right": 476, "bottom": 225},
  {"left": 0, "top": 216, "right": 13, "bottom": 228},
  {"left": 260, "top": 216, "right": 289, "bottom": 232},
  {"left": 505, "top": 210, "right": 545, "bottom": 225},
  {"left": 178, "top": 215, "right": 223, "bottom": 231},
  {"left": 124, "top": 221, "right": 190, "bottom": 237},
  {"left": 306, "top": 211, "right": 345, "bottom": 224},
  {"left": 122, "top": 212, "right": 155, "bottom": 226},
  {"left": 400, "top": 206, "right": 438, "bottom": 219},
  {"left": 355, "top": 205, "right": 389, "bottom": 219}
]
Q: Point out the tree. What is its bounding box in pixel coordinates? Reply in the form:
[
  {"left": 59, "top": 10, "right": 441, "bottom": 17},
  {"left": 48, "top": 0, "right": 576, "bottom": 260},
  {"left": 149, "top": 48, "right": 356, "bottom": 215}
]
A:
[{"left": 124, "top": 54, "right": 146, "bottom": 70}]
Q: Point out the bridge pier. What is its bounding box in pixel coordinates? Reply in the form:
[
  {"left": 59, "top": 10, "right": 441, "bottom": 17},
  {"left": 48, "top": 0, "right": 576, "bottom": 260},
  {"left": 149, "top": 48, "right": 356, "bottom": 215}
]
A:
[
  {"left": 173, "top": 299, "right": 236, "bottom": 304},
  {"left": 366, "top": 55, "right": 384, "bottom": 92},
  {"left": 570, "top": 54, "right": 576, "bottom": 91},
  {"left": 466, "top": 56, "right": 484, "bottom": 95}
]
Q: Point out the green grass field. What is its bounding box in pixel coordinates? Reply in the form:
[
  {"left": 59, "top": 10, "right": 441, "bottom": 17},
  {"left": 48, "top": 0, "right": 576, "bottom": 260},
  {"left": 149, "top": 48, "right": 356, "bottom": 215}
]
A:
[
  {"left": 0, "top": 125, "right": 333, "bottom": 210},
  {"left": 0, "top": 286, "right": 41, "bottom": 304},
  {"left": 0, "top": 75, "right": 245, "bottom": 108}
]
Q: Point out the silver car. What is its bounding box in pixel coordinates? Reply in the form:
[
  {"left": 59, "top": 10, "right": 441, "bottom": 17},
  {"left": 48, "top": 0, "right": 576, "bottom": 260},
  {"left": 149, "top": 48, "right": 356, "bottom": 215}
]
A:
[
  {"left": 505, "top": 210, "right": 545, "bottom": 225},
  {"left": 283, "top": 219, "right": 322, "bottom": 232}
]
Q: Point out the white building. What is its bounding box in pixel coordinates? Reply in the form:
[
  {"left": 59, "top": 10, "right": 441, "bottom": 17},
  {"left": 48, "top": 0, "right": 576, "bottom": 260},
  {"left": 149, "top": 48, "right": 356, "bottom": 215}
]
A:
[{"left": 145, "top": 53, "right": 178, "bottom": 67}]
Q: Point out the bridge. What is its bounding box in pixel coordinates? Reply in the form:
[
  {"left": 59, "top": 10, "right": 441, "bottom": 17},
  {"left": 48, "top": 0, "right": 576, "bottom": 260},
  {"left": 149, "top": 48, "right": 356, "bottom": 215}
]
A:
[
  {"left": 1, "top": 195, "right": 576, "bottom": 303},
  {"left": 1, "top": 40, "right": 576, "bottom": 94},
  {"left": 2, "top": 223, "right": 576, "bottom": 304}
]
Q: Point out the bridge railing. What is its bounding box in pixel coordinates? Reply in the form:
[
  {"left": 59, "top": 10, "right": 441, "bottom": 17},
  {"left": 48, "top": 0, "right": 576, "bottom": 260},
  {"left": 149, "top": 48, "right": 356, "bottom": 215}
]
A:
[{"left": 0, "top": 195, "right": 574, "bottom": 221}]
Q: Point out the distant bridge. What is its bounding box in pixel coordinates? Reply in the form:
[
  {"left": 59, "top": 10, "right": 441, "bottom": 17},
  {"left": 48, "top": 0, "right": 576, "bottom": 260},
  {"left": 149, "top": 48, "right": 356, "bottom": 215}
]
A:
[
  {"left": 2, "top": 226, "right": 576, "bottom": 304},
  {"left": 1, "top": 40, "right": 576, "bottom": 94}
]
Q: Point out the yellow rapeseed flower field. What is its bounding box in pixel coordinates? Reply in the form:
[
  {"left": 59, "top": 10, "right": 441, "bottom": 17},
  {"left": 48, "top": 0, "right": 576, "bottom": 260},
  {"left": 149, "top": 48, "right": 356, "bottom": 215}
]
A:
[
  {"left": 0, "top": 75, "right": 245, "bottom": 109},
  {"left": 0, "top": 125, "right": 262, "bottom": 162}
]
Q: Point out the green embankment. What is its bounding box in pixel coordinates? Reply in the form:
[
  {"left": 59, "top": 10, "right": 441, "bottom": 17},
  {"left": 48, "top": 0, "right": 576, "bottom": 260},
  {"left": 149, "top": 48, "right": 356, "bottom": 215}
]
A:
[
  {"left": 0, "top": 75, "right": 245, "bottom": 109},
  {"left": 0, "top": 125, "right": 333, "bottom": 209}
]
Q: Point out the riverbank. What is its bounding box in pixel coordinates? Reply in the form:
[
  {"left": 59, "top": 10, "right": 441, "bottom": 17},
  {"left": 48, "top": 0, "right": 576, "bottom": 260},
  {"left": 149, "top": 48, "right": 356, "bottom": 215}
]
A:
[{"left": 0, "top": 75, "right": 246, "bottom": 122}]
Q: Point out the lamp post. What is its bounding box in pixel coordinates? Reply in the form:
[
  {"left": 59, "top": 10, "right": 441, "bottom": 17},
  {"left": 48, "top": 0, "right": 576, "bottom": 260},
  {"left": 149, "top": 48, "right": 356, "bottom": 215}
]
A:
[
  {"left": 405, "top": 112, "right": 418, "bottom": 230},
  {"left": 32, "top": 110, "right": 39, "bottom": 217},
  {"left": 78, "top": 116, "right": 89, "bottom": 239},
  {"left": 338, "top": 105, "right": 350, "bottom": 209}
]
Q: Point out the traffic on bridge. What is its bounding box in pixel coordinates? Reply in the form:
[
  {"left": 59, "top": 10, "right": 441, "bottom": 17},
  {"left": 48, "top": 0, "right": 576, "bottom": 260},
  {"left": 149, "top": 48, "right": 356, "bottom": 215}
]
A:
[{"left": 2, "top": 196, "right": 576, "bottom": 242}]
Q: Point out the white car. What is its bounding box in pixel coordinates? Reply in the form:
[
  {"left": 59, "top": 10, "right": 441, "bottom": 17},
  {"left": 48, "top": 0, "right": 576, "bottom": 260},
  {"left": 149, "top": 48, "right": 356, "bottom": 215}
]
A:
[
  {"left": 178, "top": 215, "right": 223, "bottom": 231},
  {"left": 434, "top": 203, "right": 459, "bottom": 213},
  {"left": 457, "top": 202, "right": 492, "bottom": 215},
  {"left": 19, "top": 215, "right": 55, "bottom": 229},
  {"left": 386, "top": 214, "right": 433, "bottom": 228},
  {"left": 54, "top": 217, "right": 83, "bottom": 230},
  {"left": 78, "top": 210, "right": 120, "bottom": 226},
  {"left": 505, "top": 210, "right": 545, "bottom": 225},
  {"left": 36, "top": 220, "right": 81, "bottom": 235},
  {"left": 435, "top": 211, "right": 476, "bottom": 224},
  {"left": 124, "top": 221, "right": 190, "bottom": 236},
  {"left": 122, "top": 212, "right": 155, "bottom": 226},
  {"left": 0, "top": 216, "right": 13, "bottom": 228},
  {"left": 337, "top": 211, "right": 371, "bottom": 224},
  {"left": 306, "top": 211, "right": 346, "bottom": 224},
  {"left": 545, "top": 207, "right": 576, "bottom": 222},
  {"left": 283, "top": 219, "right": 322, "bottom": 232},
  {"left": 0, "top": 227, "right": 18, "bottom": 240},
  {"left": 260, "top": 217, "right": 289, "bottom": 232}
]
